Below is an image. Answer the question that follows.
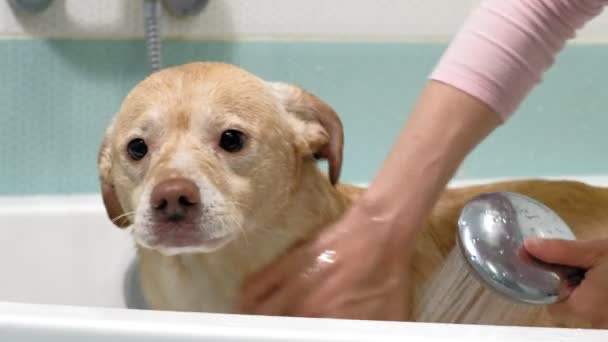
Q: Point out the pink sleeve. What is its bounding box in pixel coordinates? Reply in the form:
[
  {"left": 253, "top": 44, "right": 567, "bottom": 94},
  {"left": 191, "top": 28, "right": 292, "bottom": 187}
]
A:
[{"left": 430, "top": 0, "right": 607, "bottom": 120}]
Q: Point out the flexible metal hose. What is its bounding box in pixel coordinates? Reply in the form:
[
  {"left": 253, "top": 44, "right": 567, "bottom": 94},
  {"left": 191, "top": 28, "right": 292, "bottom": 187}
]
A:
[{"left": 144, "top": 0, "right": 162, "bottom": 72}]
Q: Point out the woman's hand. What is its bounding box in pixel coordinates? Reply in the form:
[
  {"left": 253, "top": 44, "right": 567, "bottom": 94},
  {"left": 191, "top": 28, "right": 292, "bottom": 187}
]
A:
[
  {"left": 525, "top": 238, "right": 608, "bottom": 328},
  {"left": 239, "top": 202, "right": 413, "bottom": 320}
]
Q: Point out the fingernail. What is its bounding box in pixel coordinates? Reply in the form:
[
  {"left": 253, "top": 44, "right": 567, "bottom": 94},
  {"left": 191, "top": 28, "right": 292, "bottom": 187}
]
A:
[{"left": 524, "top": 238, "right": 542, "bottom": 248}]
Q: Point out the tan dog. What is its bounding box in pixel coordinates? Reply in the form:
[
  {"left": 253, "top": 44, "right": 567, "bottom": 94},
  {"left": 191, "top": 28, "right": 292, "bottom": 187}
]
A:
[{"left": 98, "top": 62, "right": 607, "bottom": 327}]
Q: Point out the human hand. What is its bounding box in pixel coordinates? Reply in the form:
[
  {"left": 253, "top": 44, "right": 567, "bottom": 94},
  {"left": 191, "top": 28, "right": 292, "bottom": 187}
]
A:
[
  {"left": 524, "top": 238, "right": 608, "bottom": 328},
  {"left": 239, "top": 203, "right": 413, "bottom": 320}
]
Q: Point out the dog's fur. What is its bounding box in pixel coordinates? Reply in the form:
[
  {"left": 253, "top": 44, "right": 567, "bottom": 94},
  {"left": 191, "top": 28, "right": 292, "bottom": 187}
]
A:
[{"left": 98, "top": 62, "right": 607, "bottom": 327}]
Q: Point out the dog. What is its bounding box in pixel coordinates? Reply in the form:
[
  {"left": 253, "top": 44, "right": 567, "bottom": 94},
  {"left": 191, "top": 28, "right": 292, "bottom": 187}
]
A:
[{"left": 98, "top": 62, "right": 608, "bottom": 328}]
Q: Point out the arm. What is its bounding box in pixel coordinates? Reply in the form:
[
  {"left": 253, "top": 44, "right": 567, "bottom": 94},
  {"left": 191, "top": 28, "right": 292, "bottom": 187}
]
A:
[
  {"left": 431, "top": 0, "right": 607, "bottom": 118},
  {"left": 360, "top": 0, "right": 608, "bottom": 250},
  {"left": 360, "top": 81, "right": 500, "bottom": 248}
]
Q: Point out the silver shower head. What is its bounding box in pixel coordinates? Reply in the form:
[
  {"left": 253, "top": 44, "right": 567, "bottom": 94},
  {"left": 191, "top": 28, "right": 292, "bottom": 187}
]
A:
[{"left": 457, "top": 191, "right": 585, "bottom": 305}]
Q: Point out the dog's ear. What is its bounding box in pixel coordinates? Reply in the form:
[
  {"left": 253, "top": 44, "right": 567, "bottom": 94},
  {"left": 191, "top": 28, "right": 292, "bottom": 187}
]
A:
[
  {"left": 271, "top": 82, "right": 344, "bottom": 185},
  {"left": 98, "top": 125, "right": 130, "bottom": 228}
]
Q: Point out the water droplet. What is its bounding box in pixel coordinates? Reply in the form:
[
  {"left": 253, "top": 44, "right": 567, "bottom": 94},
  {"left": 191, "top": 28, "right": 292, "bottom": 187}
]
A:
[
  {"left": 317, "top": 250, "right": 337, "bottom": 264},
  {"left": 499, "top": 249, "right": 504, "bottom": 255}
]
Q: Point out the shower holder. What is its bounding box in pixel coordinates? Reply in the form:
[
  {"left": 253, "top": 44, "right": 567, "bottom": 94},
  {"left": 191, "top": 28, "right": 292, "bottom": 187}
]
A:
[
  {"left": 8, "top": 0, "right": 53, "bottom": 14},
  {"left": 162, "top": 0, "right": 209, "bottom": 17},
  {"left": 8, "top": 0, "right": 209, "bottom": 17}
]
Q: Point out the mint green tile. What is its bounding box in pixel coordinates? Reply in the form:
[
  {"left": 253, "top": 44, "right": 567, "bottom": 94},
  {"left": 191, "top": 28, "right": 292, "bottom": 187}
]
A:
[{"left": 0, "top": 40, "right": 607, "bottom": 195}]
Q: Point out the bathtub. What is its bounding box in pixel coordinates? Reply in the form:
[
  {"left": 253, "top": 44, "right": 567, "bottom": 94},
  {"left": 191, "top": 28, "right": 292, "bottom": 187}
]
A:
[{"left": 1, "top": 176, "right": 607, "bottom": 341}]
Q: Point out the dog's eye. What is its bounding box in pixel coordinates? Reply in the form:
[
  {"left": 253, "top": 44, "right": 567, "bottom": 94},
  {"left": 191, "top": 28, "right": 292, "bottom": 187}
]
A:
[
  {"left": 219, "top": 130, "right": 245, "bottom": 153},
  {"left": 127, "top": 138, "right": 148, "bottom": 161}
]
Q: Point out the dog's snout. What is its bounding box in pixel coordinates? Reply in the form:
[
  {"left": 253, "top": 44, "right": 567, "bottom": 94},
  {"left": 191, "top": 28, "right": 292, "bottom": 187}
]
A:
[{"left": 151, "top": 178, "right": 200, "bottom": 222}]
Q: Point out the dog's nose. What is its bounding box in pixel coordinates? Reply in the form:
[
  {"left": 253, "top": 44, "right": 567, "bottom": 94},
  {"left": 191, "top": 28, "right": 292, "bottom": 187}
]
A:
[{"left": 150, "top": 178, "right": 200, "bottom": 222}]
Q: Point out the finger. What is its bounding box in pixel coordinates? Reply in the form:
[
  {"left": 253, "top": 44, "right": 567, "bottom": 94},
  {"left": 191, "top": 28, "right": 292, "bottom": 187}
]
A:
[
  {"left": 523, "top": 238, "right": 606, "bottom": 269},
  {"left": 547, "top": 301, "right": 575, "bottom": 323},
  {"left": 242, "top": 238, "right": 309, "bottom": 291},
  {"left": 550, "top": 285, "right": 604, "bottom": 325},
  {"left": 253, "top": 255, "right": 340, "bottom": 317},
  {"left": 247, "top": 273, "right": 312, "bottom": 317},
  {"left": 240, "top": 264, "right": 288, "bottom": 313},
  {"left": 240, "top": 242, "right": 310, "bottom": 311}
]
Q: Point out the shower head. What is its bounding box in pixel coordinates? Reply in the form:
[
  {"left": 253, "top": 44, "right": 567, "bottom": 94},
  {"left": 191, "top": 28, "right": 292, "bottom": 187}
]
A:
[{"left": 457, "top": 191, "right": 585, "bottom": 305}]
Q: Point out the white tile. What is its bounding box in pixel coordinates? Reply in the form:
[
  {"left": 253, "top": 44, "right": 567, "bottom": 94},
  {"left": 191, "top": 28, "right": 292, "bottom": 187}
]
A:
[{"left": 1, "top": 0, "right": 607, "bottom": 42}]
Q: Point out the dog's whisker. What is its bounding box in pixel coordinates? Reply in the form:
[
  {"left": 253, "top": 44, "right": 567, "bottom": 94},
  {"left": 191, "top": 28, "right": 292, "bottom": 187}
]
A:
[
  {"left": 221, "top": 213, "right": 249, "bottom": 246},
  {"left": 254, "top": 225, "right": 292, "bottom": 242},
  {"left": 223, "top": 200, "right": 254, "bottom": 244},
  {"left": 229, "top": 200, "right": 253, "bottom": 214},
  {"left": 215, "top": 213, "right": 233, "bottom": 240},
  {"left": 112, "top": 211, "right": 136, "bottom": 224},
  {"left": 232, "top": 216, "right": 250, "bottom": 246}
]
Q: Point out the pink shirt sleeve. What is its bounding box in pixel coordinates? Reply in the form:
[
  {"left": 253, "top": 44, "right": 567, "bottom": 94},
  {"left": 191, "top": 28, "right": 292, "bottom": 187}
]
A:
[{"left": 430, "top": 0, "right": 607, "bottom": 120}]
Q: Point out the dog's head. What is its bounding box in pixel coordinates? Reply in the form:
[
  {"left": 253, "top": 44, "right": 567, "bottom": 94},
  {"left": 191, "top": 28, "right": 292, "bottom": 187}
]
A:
[{"left": 98, "top": 62, "right": 343, "bottom": 255}]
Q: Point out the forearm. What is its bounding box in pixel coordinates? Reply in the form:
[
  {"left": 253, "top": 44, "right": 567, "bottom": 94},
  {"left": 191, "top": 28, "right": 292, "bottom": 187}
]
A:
[{"left": 358, "top": 81, "right": 501, "bottom": 246}]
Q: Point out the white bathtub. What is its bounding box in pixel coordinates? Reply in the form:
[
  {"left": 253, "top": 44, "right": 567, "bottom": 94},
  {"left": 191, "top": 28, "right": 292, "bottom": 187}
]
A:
[{"left": 1, "top": 176, "right": 607, "bottom": 341}]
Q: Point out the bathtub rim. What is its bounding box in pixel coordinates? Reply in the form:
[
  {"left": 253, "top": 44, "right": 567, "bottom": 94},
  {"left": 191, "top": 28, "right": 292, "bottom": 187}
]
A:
[{"left": 1, "top": 301, "right": 607, "bottom": 341}]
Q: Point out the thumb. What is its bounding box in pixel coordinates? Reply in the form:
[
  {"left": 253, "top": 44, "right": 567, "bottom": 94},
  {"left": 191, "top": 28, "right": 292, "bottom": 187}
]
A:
[{"left": 524, "top": 238, "right": 605, "bottom": 269}]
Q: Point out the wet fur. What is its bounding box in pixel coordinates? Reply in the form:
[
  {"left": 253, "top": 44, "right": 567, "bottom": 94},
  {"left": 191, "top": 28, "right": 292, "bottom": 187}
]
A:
[{"left": 99, "top": 62, "right": 607, "bottom": 328}]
